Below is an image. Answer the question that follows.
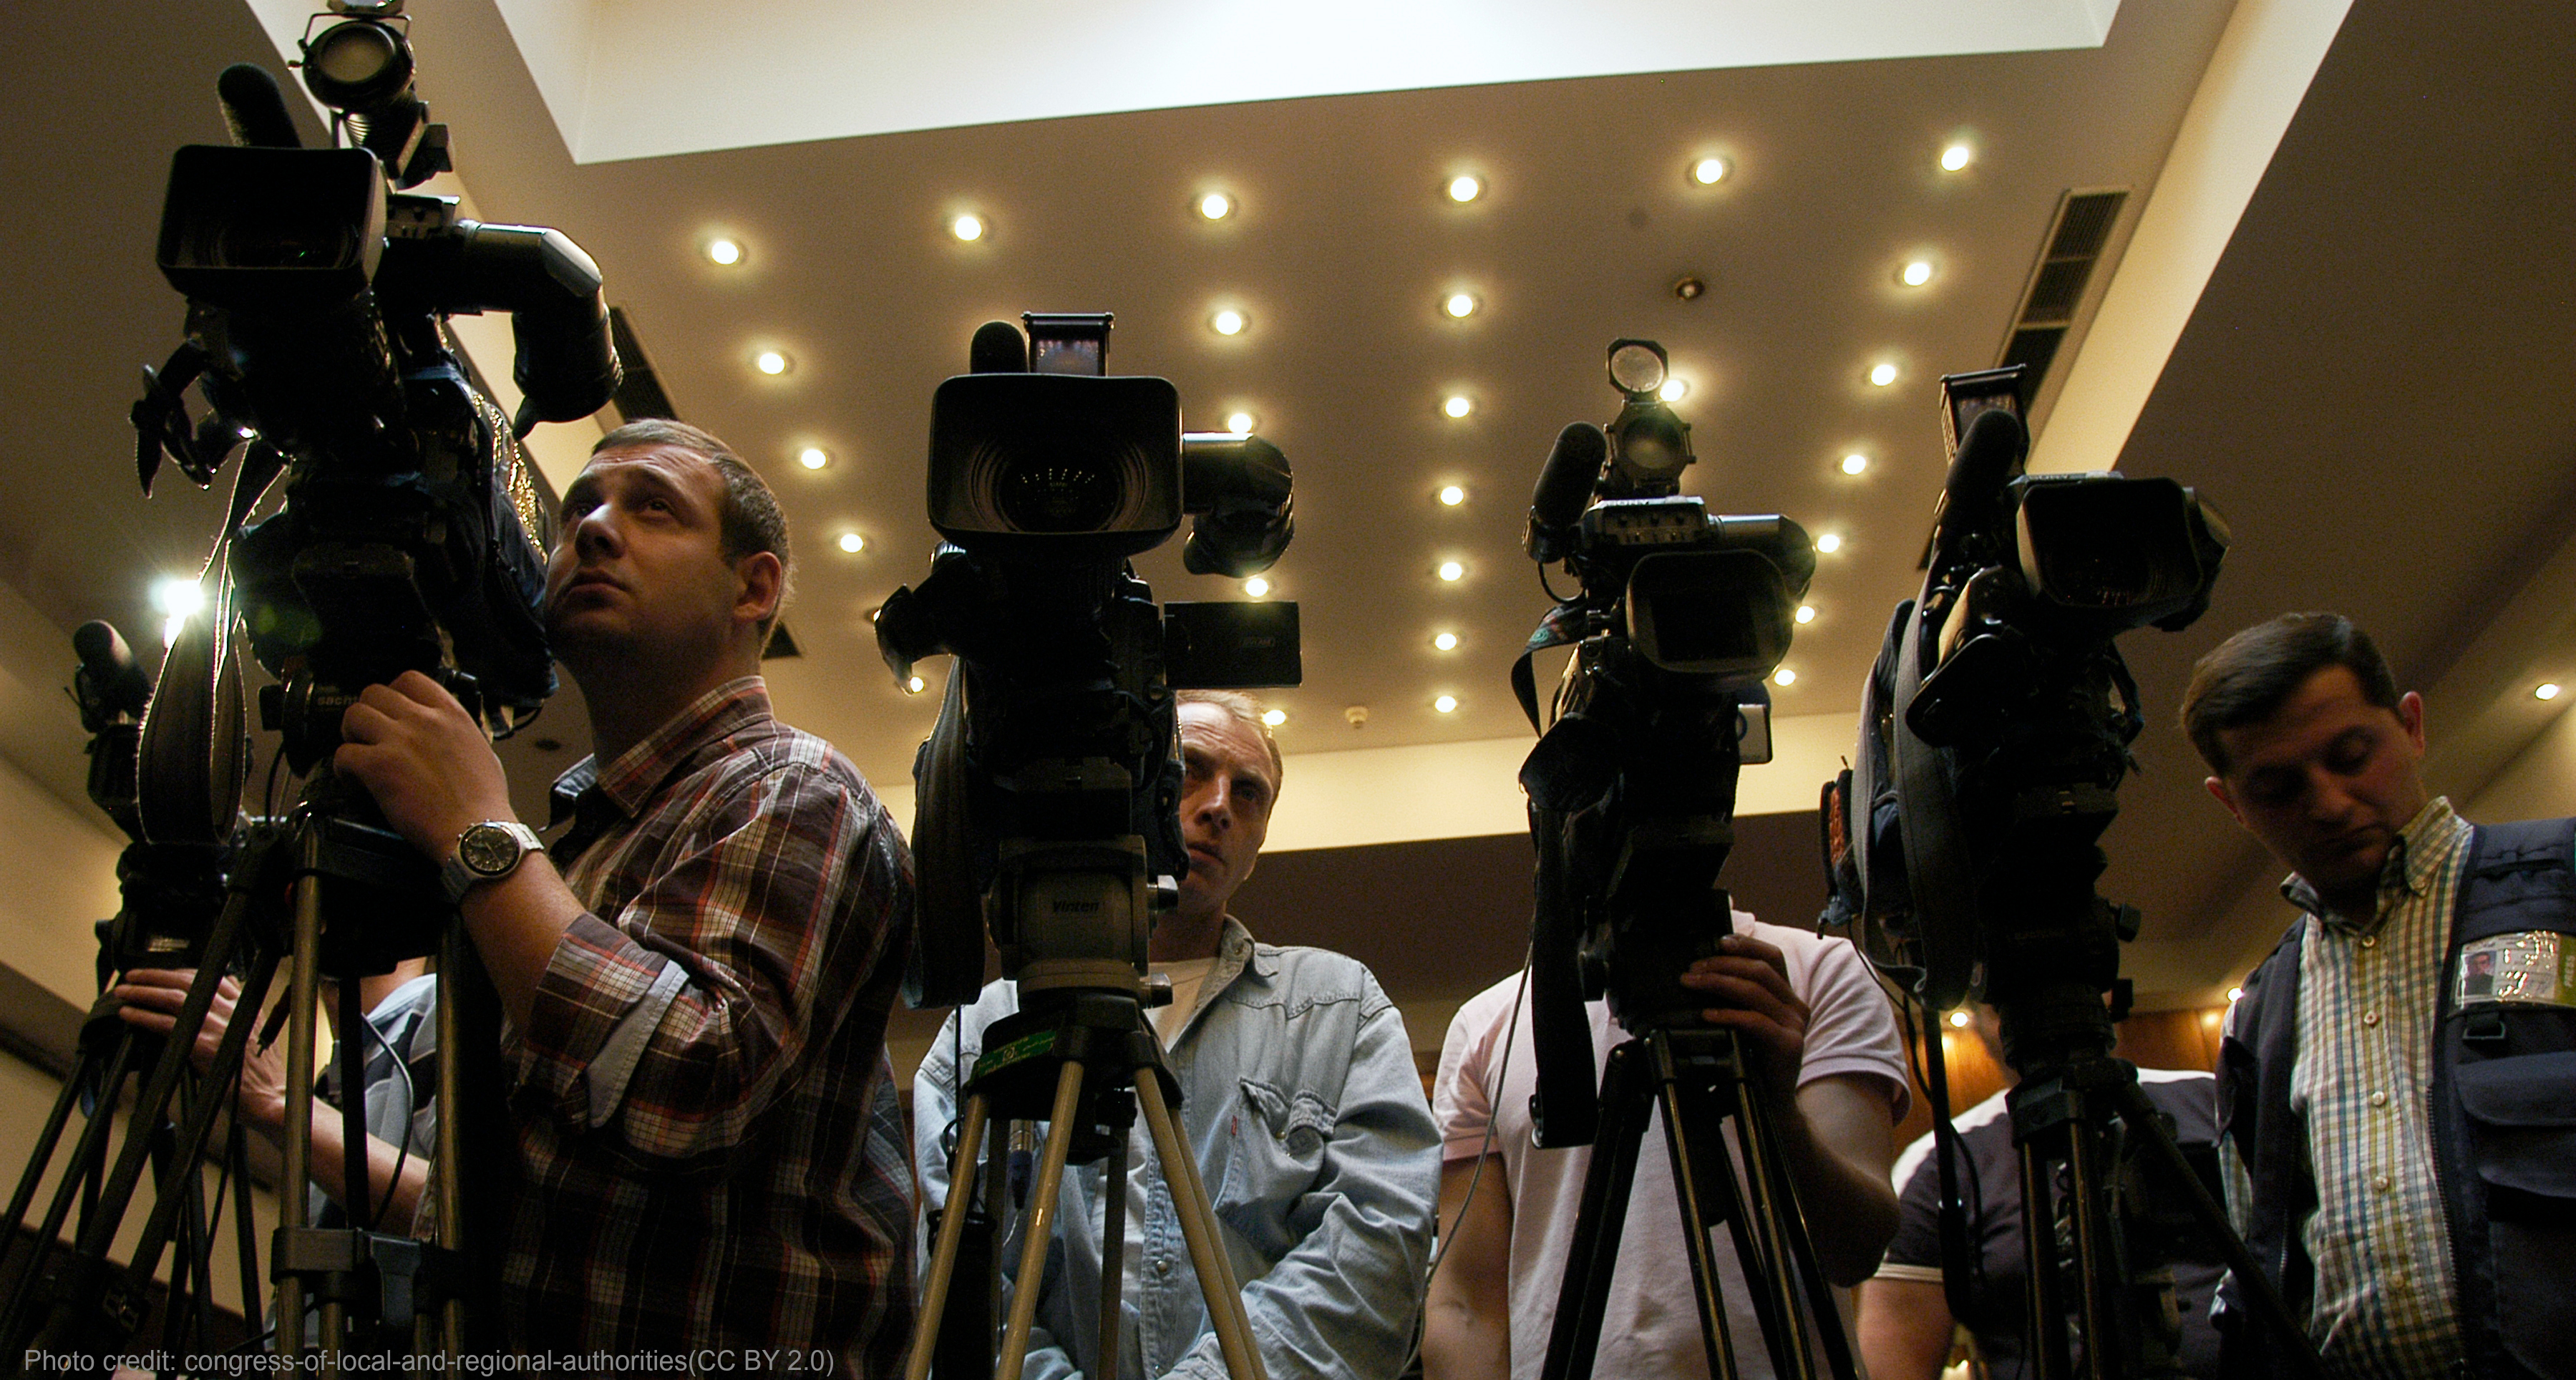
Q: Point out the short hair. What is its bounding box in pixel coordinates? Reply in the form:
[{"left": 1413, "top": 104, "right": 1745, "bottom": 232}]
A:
[
  {"left": 2179, "top": 612, "right": 2401, "bottom": 774},
  {"left": 588, "top": 419, "right": 793, "bottom": 636},
  {"left": 1177, "top": 689, "right": 1284, "bottom": 792}
]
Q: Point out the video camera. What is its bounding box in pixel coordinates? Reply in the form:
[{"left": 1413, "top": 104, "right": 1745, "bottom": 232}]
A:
[
  {"left": 132, "top": 0, "right": 618, "bottom": 835},
  {"left": 875, "top": 313, "right": 1300, "bottom": 1011},
  {"left": 1514, "top": 339, "right": 1814, "bottom": 1148}
]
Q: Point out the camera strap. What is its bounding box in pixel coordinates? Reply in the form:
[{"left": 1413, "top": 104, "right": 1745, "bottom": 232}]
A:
[{"left": 1511, "top": 602, "right": 1590, "bottom": 733}]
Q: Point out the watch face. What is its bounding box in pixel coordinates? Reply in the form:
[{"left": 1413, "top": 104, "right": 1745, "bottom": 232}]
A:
[{"left": 459, "top": 823, "right": 523, "bottom": 876}]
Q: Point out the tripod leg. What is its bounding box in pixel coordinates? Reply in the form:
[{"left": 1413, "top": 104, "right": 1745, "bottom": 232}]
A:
[
  {"left": 433, "top": 922, "right": 469, "bottom": 1356},
  {"left": 1653, "top": 1055, "right": 1749, "bottom": 1380},
  {"left": 996, "top": 1061, "right": 1088, "bottom": 1380},
  {"left": 2064, "top": 1118, "right": 2119, "bottom": 1380},
  {"left": 0, "top": 1028, "right": 142, "bottom": 1345},
  {"left": 908, "top": 1093, "right": 991, "bottom": 1380},
  {"left": 278, "top": 871, "right": 324, "bottom": 1360},
  {"left": 1136, "top": 1072, "right": 1268, "bottom": 1380},
  {"left": 1540, "top": 1041, "right": 1655, "bottom": 1380},
  {"left": 1722, "top": 1047, "right": 1860, "bottom": 1380},
  {"left": 2021, "top": 1134, "right": 2074, "bottom": 1380},
  {"left": 1096, "top": 1094, "right": 1132, "bottom": 1380}
]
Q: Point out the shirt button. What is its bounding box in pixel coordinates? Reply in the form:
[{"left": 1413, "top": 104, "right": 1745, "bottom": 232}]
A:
[
  {"left": 2372, "top": 1175, "right": 2393, "bottom": 1193},
  {"left": 1154, "top": 1258, "right": 1174, "bottom": 1277},
  {"left": 2362, "top": 1010, "right": 2381, "bottom": 1026},
  {"left": 2361, "top": 936, "right": 2378, "bottom": 948},
  {"left": 2370, "top": 1091, "right": 2389, "bottom": 1107}
]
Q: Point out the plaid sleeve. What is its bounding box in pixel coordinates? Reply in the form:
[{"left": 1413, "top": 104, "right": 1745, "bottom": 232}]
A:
[{"left": 517, "top": 757, "right": 904, "bottom": 1161}]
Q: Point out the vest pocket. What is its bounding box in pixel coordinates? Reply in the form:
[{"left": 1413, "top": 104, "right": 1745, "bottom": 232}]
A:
[{"left": 2456, "top": 1049, "right": 2576, "bottom": 1205}]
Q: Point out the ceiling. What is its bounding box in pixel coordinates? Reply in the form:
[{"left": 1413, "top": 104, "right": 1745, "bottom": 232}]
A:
[{"left": 0, "top": 0, "right": 2570, "bottom": 1030}]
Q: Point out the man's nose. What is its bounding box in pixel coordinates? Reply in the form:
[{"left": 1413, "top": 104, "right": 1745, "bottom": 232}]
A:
[
  {"left": 570, "top": 503, "right": 622, "bottom": 557},
  {"left": 1193, "top": 779, "right": 1233, "bottom": 827},
  {"left": 2305, "top": 768, "right": 2357, "bottom": 822}
]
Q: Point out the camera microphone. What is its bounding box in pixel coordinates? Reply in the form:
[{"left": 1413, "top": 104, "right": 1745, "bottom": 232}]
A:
[
  {"left": 1923, "top": 405, "right": 2026, "bottom": 573},
  {"left": 216, "top": 64, "right": 302, "bottom": 150},
  {"left": 1525, "top": 422, "right": 1608, "bottom": 564},
  {"left": 73, "top": 621, "right": 153, "bottom": 723}
]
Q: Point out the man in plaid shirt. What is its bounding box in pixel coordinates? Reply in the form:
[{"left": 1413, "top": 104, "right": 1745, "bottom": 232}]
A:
[{"left": 336, "top": 419, "right": 916, "bottom": 1369}]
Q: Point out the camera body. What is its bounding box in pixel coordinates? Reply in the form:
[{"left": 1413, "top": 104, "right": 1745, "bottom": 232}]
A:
[{"left": 1516, "top": 340, "right": 1812, "bottom": 1147}]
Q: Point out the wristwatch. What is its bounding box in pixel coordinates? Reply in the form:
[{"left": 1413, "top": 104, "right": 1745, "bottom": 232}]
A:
[{"left": 442, "top": 820, "right": 544, "bottom": 904}]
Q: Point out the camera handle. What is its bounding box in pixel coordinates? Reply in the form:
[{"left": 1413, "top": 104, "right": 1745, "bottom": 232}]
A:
[
  {"left": 1539, "top": 1024, "right": 1857, "bottom": 1380},
  {"left": 910, "top": 993, "right": 1268, "bottom": 1380}
]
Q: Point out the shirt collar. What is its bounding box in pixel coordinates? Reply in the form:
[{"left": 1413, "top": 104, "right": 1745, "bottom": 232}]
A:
[
  {"left": 2278, "top": 795, "right": 2460, "bottom": 934},
  {"left": 548, "top": 676, "right": 772, "bottom": 827}
]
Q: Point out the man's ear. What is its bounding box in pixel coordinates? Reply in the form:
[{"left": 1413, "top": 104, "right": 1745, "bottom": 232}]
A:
[
  {"left": 2205, "top": 774, "right": 2247, "bottom": 829},
  {"left": 734, "top": 550, "right": 784, "bottom": 629},
  {"left": 2396, "top": 690, "right": 2427, "bottom": 754}
]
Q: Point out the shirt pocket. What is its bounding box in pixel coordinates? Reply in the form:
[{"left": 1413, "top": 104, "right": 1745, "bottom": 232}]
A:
[{"left": 1211, "top": 1078, "right": 1336, "bottom": 1256}]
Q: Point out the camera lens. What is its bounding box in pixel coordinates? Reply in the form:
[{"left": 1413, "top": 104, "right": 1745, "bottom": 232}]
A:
[
  {"left": 1614, "top": 409, "right": 1690, "bottom": 480},
  {"left": 303, "top": 21, "right": 414, "bottom": 110},
  {"left": 997, "top": 461, "right": 1122, "bottom": 533}
]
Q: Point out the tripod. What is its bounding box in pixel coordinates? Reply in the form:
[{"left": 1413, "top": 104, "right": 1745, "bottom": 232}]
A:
[
  {"left": 910, "top": 988, "right": 1268, "bottom": 1380},
  {"left": 1540, "top": 1020, "right": 1858, "bottom": 1380}
]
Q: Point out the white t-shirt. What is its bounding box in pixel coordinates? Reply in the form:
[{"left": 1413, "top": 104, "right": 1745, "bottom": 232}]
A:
[{"left": 1432, "top": 918, "right": 1910, "bottom": 1380}]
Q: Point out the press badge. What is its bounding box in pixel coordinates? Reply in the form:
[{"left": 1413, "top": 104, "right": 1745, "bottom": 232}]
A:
[{"left": 2455, "top": 931, "right": 2576, "bottom": 1009}]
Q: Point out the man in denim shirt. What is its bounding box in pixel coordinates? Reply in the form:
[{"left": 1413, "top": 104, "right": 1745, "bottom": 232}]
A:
[{"left": 915, "top": 690, "right": 1440, "bottom": 1379}]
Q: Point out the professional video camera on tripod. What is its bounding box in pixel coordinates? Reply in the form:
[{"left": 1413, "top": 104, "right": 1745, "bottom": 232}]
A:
[
  {"left": 876, "top": 312, "right": 1299, "bottom": 1380},
  {"left": 1818, "top": 366, "right": 2318, "bottom": 1379},
  {"left": 0, "top": 1, "right": 617, "bottom": 1367},
  {"left": 1507, "top": 339, "right": 1851, "bottom": 1380}
]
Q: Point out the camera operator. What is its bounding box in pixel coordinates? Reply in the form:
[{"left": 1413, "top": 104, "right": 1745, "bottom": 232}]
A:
[
  {"left": 329, "top": 419, "right": 918, "bottom": 1368},
  {"left": 111, "top": 958, "right": 437, "bottom": 1233},
  {"left": 912, "top": 689, "right": 1440, "bottom": 1380},
  {"left": 1421, "top": 915, "right": 1908, "bottom": 1380},
  {"left": 2184, "top": 611, "right": 2576, "bottom": 1380},
  {"left": 1854, "top": 1004, "right": 2221, "bottom": 1379}
]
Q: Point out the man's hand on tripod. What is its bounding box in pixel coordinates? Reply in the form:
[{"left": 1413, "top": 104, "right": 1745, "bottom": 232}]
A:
[
  {"left": 334, "top": 670, "right": 515, "bottom": 858},
  {"left": 1681, "top": 934, "right": 1810, "bottom": 1102},
  {"left": 112, "top": 968, "right": 288, "bottom": 1132}
]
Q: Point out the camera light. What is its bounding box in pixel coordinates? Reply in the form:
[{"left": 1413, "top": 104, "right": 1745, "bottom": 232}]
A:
[
  {"left": 1437, "top": 560, "right": 1464, "bottom": 582},
  {"left": 1444, "top": 293, "right": 1479, "bottom": 319},
  {"left": 1901, "top": 260, "right": 1934, "bottom": 287},
  {"left": 1260, "top": 709, "right": 1286, "bottom": 727},
  {"left": 1225, "top": 412, "right": 1255, "bottom": 435},
  {"left": 798, "top": 447, "right": 830, "bottom": 471},
  {"left": 1434, "top": 694, "right": 1459, "bottom": 714},
  {"left": 2538, "top": 683, "right": 2563, "bottom": 701},
  {"left": 1210, "top": 308, "right": 1248, "bottom": 336},
  {"left": 1941, "top": 142, "right": 1973, "bottom": 172},
  {"left": 1795, "top": 605, "right": 1816, "bottom": 624},
  {"left": 1691, "top": 157, "right": 1727, "bottom": 186},
  {"left": 154, "top": 575, "right": 204, "bottom": 646},
  {"left": 1842, "top": 453, "right": 1869, "bottom": 475},
  {"left": 1815, "top": 533, "right": 1843, "bottom": 554},
  {"left": 1243, "top": 577, "right": 1270, "bottom": 598},
  {"left": 1438, "top": 485, "right": 1466, "bottom": 507},
  {"left": 1448, "top": 175, "right": 1482, "bottom": 203},
  {"left": 1200, "top": 193, "right": 1234, "bottom": 220},
  {"left": 951, "top": 214, "right": 986, "bottom": 242},
  {"left": 1658, "top": 377, "right": 1688, "bottom": 402},
  {"left": 1433, "top": 632, "right": 1459, "bottom": 651},
  {"left": 1773, "top": 668, "right": 1797, "bottom": 686},
  {"left": 905, "top": 675, "right": 926, "bottom": 695},
  {"left": 706, "top": 238, "right": 744, "bottom": 266},
  {"left": 1443, "top": 395, "right": 1473, "bottom": 419},
  {"left": 1948, "top": 1010, "right": 1970, "bottom": 1029},
  {"left": 1869, "top": 362, "right": 1899, "bottom": 387},
  {"left": 2227, "top": 986, "right": 2245, "bottom": 1003},
  {"left": 755, "top": 351, "right": 791, "bottom": 376},
  {"left": 837, "top": 533, "right": 865, "bottom": 554}
]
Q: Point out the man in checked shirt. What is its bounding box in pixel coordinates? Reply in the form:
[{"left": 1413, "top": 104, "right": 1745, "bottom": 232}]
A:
[
  {"left": 334, "top": 419, "right": 916, "bottom": 1369},
  {"left": 2184, "top": 612, "right": 2576, "bottom": 1380}
]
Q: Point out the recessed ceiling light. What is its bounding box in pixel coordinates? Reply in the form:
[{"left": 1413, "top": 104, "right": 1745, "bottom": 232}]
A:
[
  {"left": 755, "top": 350, "right": 791, "bottom": 376},
  {"left": 1870, "top": 362, "right": 1899, "bottom": 387},
  {"left": 1690, "top": 157, "right": 1727, "bottom": 186},
  {"left": 1796, "top": 605, "right": 1817, "bottom": 624},
  {"left": 2227, "top": 985, "right": 2245, "bottom": 1003},
  {"left": 837, "top": 533, "right": 865, "bottom": 554},
  {"left": 1815, "top": 533, "right": 1843, "bottom": 554},
  {"left": 951, "top": 214, "right": 986, "bottom": 241},
  {"left": 1210, "top": 308, "right": 1247, "bottom": 336},
  {"left": 798, "top": 447, "right": 830, "bottom": 471},
  {"left": 1438, "top": 485, "right": 1467, "bottom": 507},
  {"left": 1225, "top": 411, "right": 1256, "bottom": 435},
  {"left": 905, "top": 675, "right": 925, "bottom": 694},
  {"left": 1437, "top": 560, "right": 1464, "bottom": 582},
  {"left": 1260, "top": 708, "right": 1286, "bottom": 727},
  {"left": 706, "top": 238, "right": 743, "bottom": 266},
  {"left": 1658, "top": 377, "right": 1688, "bottom": 402},
  {"left": 1199, "top": 192, "right": 1234, "bottom": 220},
  {"left": 1901, "top": 260, "right": 1934, "bottom": 287},
  {"left": 1244, "top": 576, "right": 1270, "bottom": 598},
  {"left": 1773, "top": 668, "right": 1797, "bottom": 686},
  {"left": 1434, "top": 694, "right": 1459, "bottom": 714},
  {"left": 153, "top": 575, "right": 203, "bottom": 646},
  {"left": 1941, "top": 143, "right": 1973, "bottom": 172},
  {"left": 1842, "top": 453, "right": 1869, "bottom": 475},
  {"left": 1433, "top": 631, "right": 1459, "bottom": 651},
  {"left": 1948, "top": 1010, "right": 1970, "bottom": 1029},
  {"left": 1448, "top": 175, "right": 1483, "bottom": 203},
  {"left": 2538, "top": 683, "right": 2563, "bottom": 701},
  {"left": 1444, "top": 293, "right": 1479, "bottom": 319},
  {"left": 1443, "top": 394, "right": 1474, "bottom": 419}
]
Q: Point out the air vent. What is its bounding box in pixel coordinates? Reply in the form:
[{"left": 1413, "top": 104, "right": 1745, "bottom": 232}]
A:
[{"left": 1998, "top": 188, "right": 2127, "bottom": 394}]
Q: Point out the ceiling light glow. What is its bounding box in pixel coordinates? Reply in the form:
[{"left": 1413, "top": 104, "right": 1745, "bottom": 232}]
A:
[
  {"left": 1210, "top": 308, "right": 1247, "bottom": 336},
  {"left": 1901, "top": 260, "right": 1934, "bottom": 287},
  {"left": 1691, "top": 157, "right": 1727, "bottom": 186},
  {"left": 1438, "top": 485, "right": 1466, "bottom": 507},
  {"left": 1842, "top": 453, "right": 1869, "bottom": 475},
  {"left": 1948, "top": 1010, "right": 1970, "bottom": 1029},
  {"left": 1444, "top": 293, "right": 1479, "bottom": 319},
  {"left": 1443, "top": 395, "right": 1473, "bottom": 419},
  {"left": 755, "top": 350, "right": 790, "bottom": 376},
  {"left": 1816, "top": 533, "right": 1843, "bottom": 554},
  {"left": 1225, "top": 412, "right": 1255, "bottom": 435},
  {"left": 1244, "top": 576, "right": 1270, "bottom": 598},
  {"left": 837, "top": 533, "right": 865, "bottom": 554},
  {"left": 706, "top": 238, "right": 742, "bottom": 266},
  {"left": 2227, "top": 986, "right": 2245, "bottom": 1003},
  {"left": 1658, "top": 378, "right": 1688, "bottom": 402},
  {"left": 951, "top": 214, "right": 985, "bottom": 241},
  {"left": 905, "top": 676, "right": 925, "bottom": 694},
  {"left": 1260, "top": 709, "right": 1286, "bottom": 727},
  {"left": 1199, "top": 193, "right": 1234, "bottom": 220},
  {"left": 1448, "top": 175, "right": 1482, "bottom": 203},
  {"left": 798, "top": 447, "right": 830, "bottom": 470},
  {"left": 1773, "top": 668, "right": 1797, "bottom": 686},
  {"left": 1434, "top": 694, "right": 1459, "bottom": 714},
  {"left": 1869, "top": 362, "right": 1899, "bottom": 387},
  {"left": 1433, "top": 632, "right": 1459, "bottom": 652},
  {"left": 1941, "top": 143, "right": 1973, "bottom": 172},
  {"left": 2539, "top": 683, "right": 2564, "bottom": 701},
  {"left": 1437, "top": 560, "right": 1464, "bottom": 582},
  {"left": 1795, "top": 605, "right": 1816, "bottom": 624}
]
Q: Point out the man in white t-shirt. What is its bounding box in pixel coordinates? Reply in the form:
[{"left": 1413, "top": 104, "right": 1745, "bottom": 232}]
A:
[
  {"left": 913, "top": 690, "right": 1439, "bottom": 1380},
  {"left": 1422, "top": 915, "right": 1910, "bottom": 1380}
]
